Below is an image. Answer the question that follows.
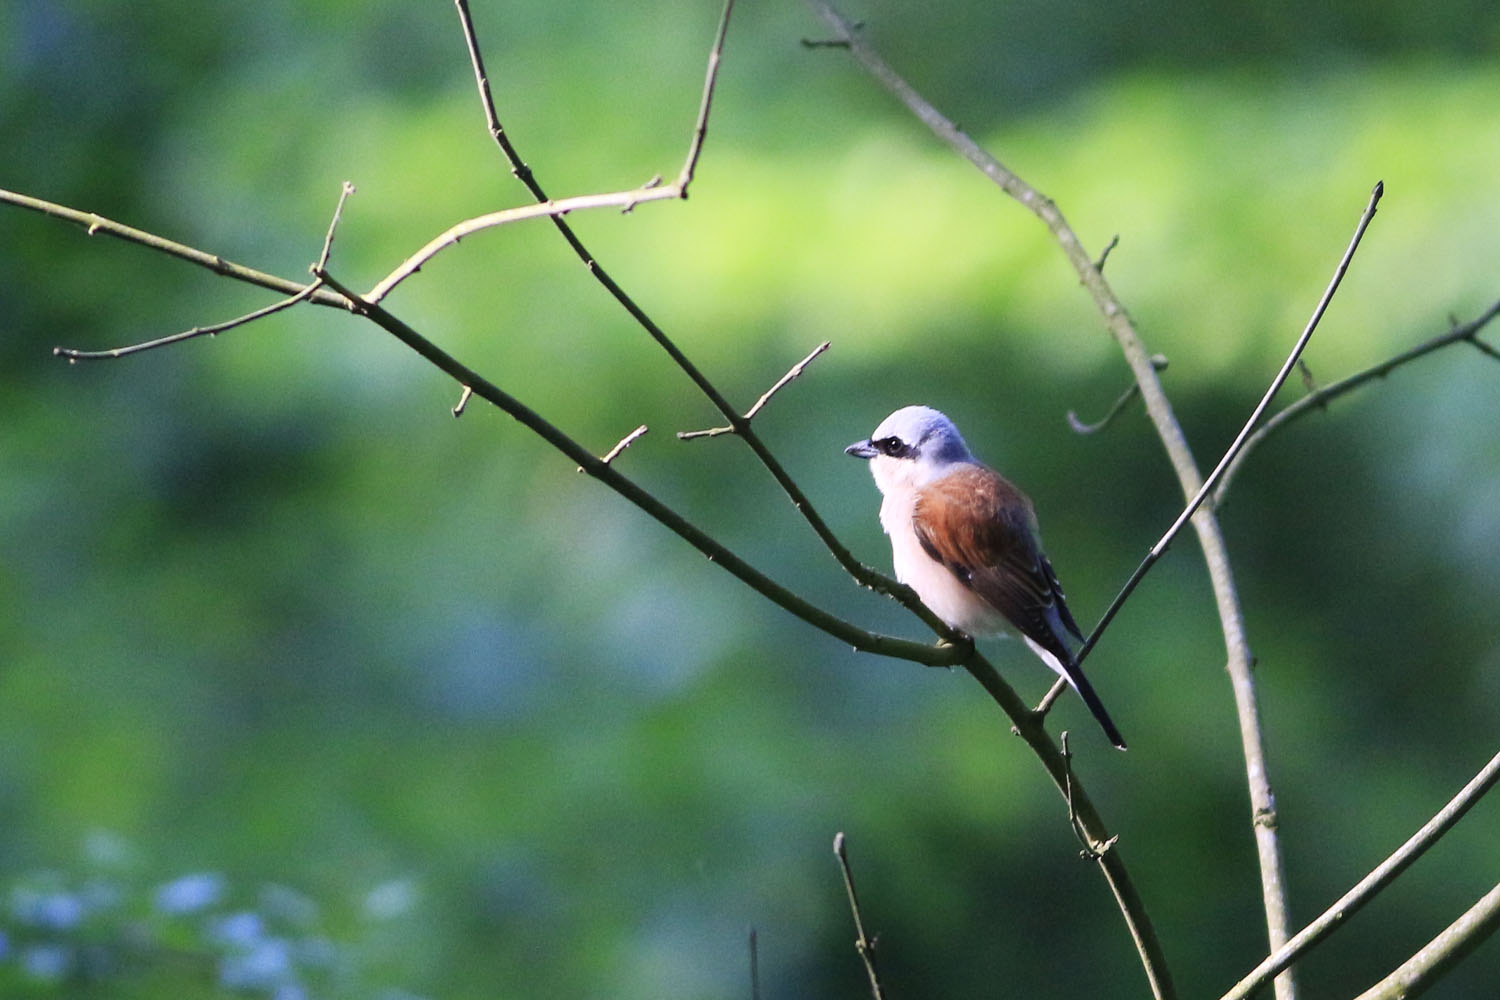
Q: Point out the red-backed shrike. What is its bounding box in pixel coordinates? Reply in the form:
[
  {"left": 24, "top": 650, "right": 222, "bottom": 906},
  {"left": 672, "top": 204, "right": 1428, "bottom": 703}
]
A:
[{"left": 847, "top": 405, "right": 1126, "bottom": 750}]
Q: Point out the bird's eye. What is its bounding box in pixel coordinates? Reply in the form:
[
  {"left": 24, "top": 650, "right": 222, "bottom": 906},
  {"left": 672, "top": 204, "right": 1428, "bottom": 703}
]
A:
[{"left": 876, "top": 437, "right": 907, "bottom": 458}]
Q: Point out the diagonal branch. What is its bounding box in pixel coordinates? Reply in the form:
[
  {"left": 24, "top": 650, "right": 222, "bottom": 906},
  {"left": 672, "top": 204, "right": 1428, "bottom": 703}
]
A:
[
  {"left": 1213, "top": 297, "right": 1500, "bottom": 507},
  {"left": 311, "top": 263, "right": 959, "bottom": 669},
  {"left": 1219, "top": 746, "right": 1500, "bottom": 1000},
  {"left": 0, "top": 186, "right": 350, "bottom": 310},
  {"left": 307, "top": 267, "right": 1145, "bottom": 984},
  {"left": 50, "top": 180, "right": 359, "bottom": 359},
  {"left": 1352, "top": 880, "right": 1500, "bottom": 1000},
  {"left": 1071, "top": 181, "right": 1382, "bottom": 669},
  {"left": 678, "top": 341, "right": 829, "bottom": 439},
  {"left": 53, "top": 278, "right": 325, "bottom": 360}
]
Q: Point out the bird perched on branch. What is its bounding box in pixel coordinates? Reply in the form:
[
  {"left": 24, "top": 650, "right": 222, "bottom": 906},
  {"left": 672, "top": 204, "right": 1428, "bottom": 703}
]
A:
[{"left": 846, "top": 405, "right": 1125, "bottom": 750}]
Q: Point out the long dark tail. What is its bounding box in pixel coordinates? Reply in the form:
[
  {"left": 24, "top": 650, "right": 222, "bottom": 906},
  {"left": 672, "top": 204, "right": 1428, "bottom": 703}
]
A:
[{"left": 1064, "top": 659, "right": 1127, "bottom": 751}]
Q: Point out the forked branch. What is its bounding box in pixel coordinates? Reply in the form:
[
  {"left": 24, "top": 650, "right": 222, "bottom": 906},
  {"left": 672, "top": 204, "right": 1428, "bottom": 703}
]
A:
[
  {"left": 452, "top": 0, "right": 958, "bottom": 640},
  {"left": 1213, "top": 297, "right": 1500, "bottom": 506}
]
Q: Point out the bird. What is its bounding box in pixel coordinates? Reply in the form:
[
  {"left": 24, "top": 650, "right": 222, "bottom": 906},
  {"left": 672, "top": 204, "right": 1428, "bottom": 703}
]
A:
[{"left": 846, "top": 405, "right": 1126, "bottom": 750}]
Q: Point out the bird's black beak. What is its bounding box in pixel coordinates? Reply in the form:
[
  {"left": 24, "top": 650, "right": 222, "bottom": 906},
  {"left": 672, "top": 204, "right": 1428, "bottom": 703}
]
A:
[{"left": 845, "top": 439, "right": 877, "bottom": 460}]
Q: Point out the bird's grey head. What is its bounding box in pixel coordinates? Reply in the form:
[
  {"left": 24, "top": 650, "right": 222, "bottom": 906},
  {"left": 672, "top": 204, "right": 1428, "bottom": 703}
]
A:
[{"left": 845, "top": 405, "right": 974, "bottom": 493}]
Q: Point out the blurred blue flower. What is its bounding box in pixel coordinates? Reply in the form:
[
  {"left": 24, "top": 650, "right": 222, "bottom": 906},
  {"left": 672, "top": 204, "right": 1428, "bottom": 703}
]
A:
[
  {"left": 219, "top": 936, "right": 293, "bottom": 991},
  {"left": 20, "top": 943, "right": 72, "bottom": 982},
  {"left": 11, "top": 887, "right": 84, "bottom": 930},
  {"left": 154, "top": 872, "right": 225, "bottom": 915},
  {"left": 208, "top": 910, "right": 265, "bottom": 948}
]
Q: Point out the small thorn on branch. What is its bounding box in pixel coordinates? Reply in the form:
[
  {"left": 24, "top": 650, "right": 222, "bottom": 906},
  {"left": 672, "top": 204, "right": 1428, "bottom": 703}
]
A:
[
  {"left": 581, "top": 424, "right": 649, "bottom": 472},
  {"left": 452, "top": 385, "right": 474, "bottom": 417},
  {"left": 679, "top": 341, "right": 830, "bottom": 441},
  {"left": 1094, "top": 233, "right": 1120, "bottom": 272},
  {"left": 801, "top": 19, "right": 862, "bottom": 46},
  {"left": 1066, "top": 354, "right": 1168, "bottom": 434},
  {"left": 621, "top": 175, "right": 664, "bottom": 214}
]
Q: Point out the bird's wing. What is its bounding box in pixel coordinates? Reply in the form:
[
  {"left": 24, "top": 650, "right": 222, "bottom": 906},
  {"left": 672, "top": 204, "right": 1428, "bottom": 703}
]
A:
[
  {"left": 914, "top": 464, "right": 1125, "bottom": 750},
  {"left": 911, "top": 464, "right": 1077, "bottom": 655}
]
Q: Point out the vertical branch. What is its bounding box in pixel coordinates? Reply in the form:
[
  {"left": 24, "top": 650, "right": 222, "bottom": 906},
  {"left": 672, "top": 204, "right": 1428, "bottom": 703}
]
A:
[
  {"left": 800, "top": 3, "right": 1296, "bottom": 995},
  {"left": 833, "top": 833, "right": 887, "bottom": 1000}
]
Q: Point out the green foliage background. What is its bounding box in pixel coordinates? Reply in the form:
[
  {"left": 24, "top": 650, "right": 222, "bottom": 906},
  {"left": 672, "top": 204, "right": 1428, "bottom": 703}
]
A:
[{"left": 3, "top": 0, "right": 1500, "bottom": 996}]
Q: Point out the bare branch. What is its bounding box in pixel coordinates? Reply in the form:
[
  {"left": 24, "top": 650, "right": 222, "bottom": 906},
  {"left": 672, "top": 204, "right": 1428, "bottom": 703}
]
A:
[
  {"left": 1219, "top": 746, "right": 1500, "bottom": 1000},
  {"left": 833, "top": 833, "right": 886, "bottom": 1000},
  {"left": 364, "top": 184, "right": 690, "bottom": 303},
  {"left": 674, "top": 0, "right": 736, "bottom": 192},
  {"left": 1094, "top": 233, "right": 1120, "bottom": 271},
  {"left": 0, "top": 186, "right": 349, "bottom": 309},
  {"left": 451, "top": 1, "right": 954, "bottom": 639},
  {"left": 52, "top": 180, "right": 359, "bottom": 360},
  {"left": 1065, "top": 354, "right": 1168, "bottom": 435},
  {"left": 368, "top": 0, "right": 736, "bottom": 305},
  {"left": 803, "top": 5, "right": 1194, "bottom": 994},
  {"left": 678, "top": 341, "right": 829, "bottom": 439},
  {"left": 581, "top": 424, "right": 649, "bottom": 471},
  {"left": 53, "top": 279, "right": 323, "bottom": 361},
  {"left": 1213, "top": 297, "right": 1500, "bottom": 506},
  {"left": 317, "top": 180, "right": 356, "bottom": 271},
  {"left": 309, "top": 262, "right": 961, "bottom": 669},
  {"left": 1353, "top": 880, "right": 1500, "bottom": 1000},
  {"left": 1075, "top": 180, "right": 1383, "bottom": 666},
  {"left": 453, "top": 0, "right": 534, "bottom": 185}
]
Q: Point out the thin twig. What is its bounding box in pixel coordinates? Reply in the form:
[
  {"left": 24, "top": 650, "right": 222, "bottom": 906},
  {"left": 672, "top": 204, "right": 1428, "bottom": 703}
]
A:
[
  {"left": 1219, "top": 746, "right": 1500, "bottom": 1000},
  {"left": 833, "top": 833, "right": 886, "bottom": 1000},
  {"left": 365, "top": 185, "right": 691, "bottom": 303},
  {"left": 580, "top": 424, "right": 648, "bottom": 471},
  {"left": 53, "top": 180, "right": 359, "bottom": 360},
  {"left": 1213, "top": 297, "right": 1500, "bottom": 507},
  {"left": 1352, "top": 880, "right": 1500, "bottom": 1000},
  {"left": 678, "top": 341, "right": 829, "bottom": 440},
  {"left": 1095, "top": 233, "right": 1120, "bottom": 271},
  {"left": 317, "top": 181, "right": 356, "bottom": 271},
  {"left": 453, "top": 0, "right": 534, "bottom": 185},
  {"left": 1060, "top": 732, "right": 1116, "bottom": 859},
  {"left": 53, "top": 279, "right": 323, "bottom": 360},
  {"left": 749, "top": 927, "right": 760, "bottom": 1000},
  {"left": 1066, "top": 354, "right": 1168, "bottom": 435},
  {"left": 368, "top": 0, "right": 736, "bottom": 305}
]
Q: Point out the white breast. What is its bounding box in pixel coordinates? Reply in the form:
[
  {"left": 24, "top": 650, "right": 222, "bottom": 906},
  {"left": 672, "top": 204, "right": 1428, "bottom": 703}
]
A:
[{"left": 879, "top": 488, "right": 1009, "bottom": 637}]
